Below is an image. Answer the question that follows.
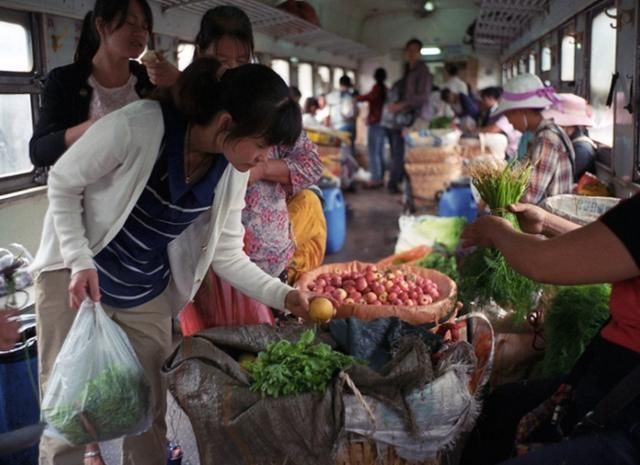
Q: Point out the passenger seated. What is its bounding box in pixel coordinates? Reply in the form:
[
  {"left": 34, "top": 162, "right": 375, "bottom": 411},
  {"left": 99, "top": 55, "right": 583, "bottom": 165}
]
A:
[
  {"left": 493, "top": 74, "right": 575, "bottom": 204},
  {"left": 542, "top": 93, "right": 597, "bottom": 181}
]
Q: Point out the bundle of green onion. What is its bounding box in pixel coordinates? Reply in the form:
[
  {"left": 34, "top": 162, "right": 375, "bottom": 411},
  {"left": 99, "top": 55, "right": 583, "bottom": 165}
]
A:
[
  {"left": 459, "top": 160, "right": 540, "bottom": 319},
  {"left": 468, "top": 160, "right": 532, "bottom": 225}
]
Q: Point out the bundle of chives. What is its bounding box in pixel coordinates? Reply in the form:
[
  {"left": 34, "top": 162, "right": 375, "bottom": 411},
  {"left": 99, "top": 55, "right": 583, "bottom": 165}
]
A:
[{"left": 459, "top": 160, "right": 538, "bottom": 318}]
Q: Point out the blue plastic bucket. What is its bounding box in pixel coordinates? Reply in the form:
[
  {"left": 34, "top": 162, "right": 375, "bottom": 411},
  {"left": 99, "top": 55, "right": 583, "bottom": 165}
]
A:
[
  {"left": 437, "top": 180, "right": 477, "bottom": 223},
  {"left": 0, "top": 324, "right": 39, "bottom": 465},
  {"left": 321, "top": 187, "right": 346, "bottom": 254}
]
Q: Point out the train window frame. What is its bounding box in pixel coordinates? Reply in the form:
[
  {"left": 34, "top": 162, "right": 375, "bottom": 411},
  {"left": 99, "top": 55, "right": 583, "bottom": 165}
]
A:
[
  {"left": 560, "top": 20, "right": 577, "bottom": 84},
  {"left": 0, "top": 8, "right": 43, "bottom": 196},
  {"left": 270, "top": 58, "right": 290, "bottom": 85},
  {"left": 586, "top": 3, "right": 617, "bottom": 148}
]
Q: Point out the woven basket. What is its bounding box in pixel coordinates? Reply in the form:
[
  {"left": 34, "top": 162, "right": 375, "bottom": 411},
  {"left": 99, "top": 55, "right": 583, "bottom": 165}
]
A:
[
  {"left": 336, "top": 438, "right": 442, "bottom": 465},
  {"left": 296, "top": 261, "right": 457, "bottom": 326},
  {"left": 404, "top": 156, "right": 462, "bottom": 176},
  {"left": 405, "top": 163, "right": 463, "bottom": 201},
  {"left": 406, "top": 145, "right": 459, "bottom": 164}
]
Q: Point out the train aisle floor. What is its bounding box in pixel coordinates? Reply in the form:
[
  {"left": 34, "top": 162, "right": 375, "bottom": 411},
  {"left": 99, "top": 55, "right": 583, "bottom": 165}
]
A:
[{"left": 324, "top": 185, "right": 435, "bottom": 264}]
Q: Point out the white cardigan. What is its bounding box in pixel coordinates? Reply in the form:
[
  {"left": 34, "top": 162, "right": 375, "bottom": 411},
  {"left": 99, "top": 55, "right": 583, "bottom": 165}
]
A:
[{"left": 31, "top": 100, "right": 293, "bottom": 314}]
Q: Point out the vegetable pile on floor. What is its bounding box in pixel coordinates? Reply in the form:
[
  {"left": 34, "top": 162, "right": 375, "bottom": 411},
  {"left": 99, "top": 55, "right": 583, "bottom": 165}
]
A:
[
  {"left": 246, "top": 329, "right": 357, "bottom": 397},
  {"left": 459, "top": 160, "right": 540, "bottom": 318},
  {"left": 543, "top": 284, "right": 611, "bottom": 376}
]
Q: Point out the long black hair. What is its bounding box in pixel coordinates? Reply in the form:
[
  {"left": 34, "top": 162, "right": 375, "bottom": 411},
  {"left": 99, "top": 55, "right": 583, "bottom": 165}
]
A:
[
  {"left": 374, "top": 67, "right": 387, "bottom": 103},
  {"left": 74, "top": 0, "right": 153, "bottom": 64},
  {"left": 193, "top": 6, "right": 255, "bottom": 60},
  {"left": 154, "top": 58, "right": 301, "bottom": 147}
]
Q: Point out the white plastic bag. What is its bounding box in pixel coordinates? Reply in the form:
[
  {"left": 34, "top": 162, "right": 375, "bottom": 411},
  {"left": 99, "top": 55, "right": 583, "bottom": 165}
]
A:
[{"left": 41, "top": 300, "right": 151, "bottom": 445}]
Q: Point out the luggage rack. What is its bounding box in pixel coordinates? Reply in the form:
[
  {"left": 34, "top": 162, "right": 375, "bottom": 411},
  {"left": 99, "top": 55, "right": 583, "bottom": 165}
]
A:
[{"left": 157, "top": 0, "right": 379, "bottom": 60}]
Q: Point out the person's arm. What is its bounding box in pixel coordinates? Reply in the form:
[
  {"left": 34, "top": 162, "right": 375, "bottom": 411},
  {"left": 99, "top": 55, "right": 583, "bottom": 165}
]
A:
[
  {"left": 29, "top": 68, "right": 93, "bottom": 167},
  {"left": 0, "top": 309, "right": 19, "bottom": 351},
  {"left": 249, "top": 132, "right": 322, "bottom": 194},
  {"left": 356, "top": 85, "right": 380, "bottom": 103},
  {"left": 462, "top": 215, "right": 639, "bottom": 285},
  {"left": 508, "top": 202, "right": 580, "bottom": 237},
  {"left": 143, "top": 59, "right": 181, "bottom": 87},
  {"left": 48, "top": 113, "right": 129, "bottom": 276},
  {"left": 209, "top": 175, "right": 310, "bottom": 318},
  {"left": 521, "top": 135, "right": 559, "bottom": 204}
]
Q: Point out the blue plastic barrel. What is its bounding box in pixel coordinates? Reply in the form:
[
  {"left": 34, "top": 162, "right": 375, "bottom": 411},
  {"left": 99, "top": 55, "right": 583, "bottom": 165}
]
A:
[
  {"left": 0, "top": 324, "right": 40, "bottom": 465},
  {"left": 321, "top": 187, "right": 346, "bottom": 254},
  {"left": 437, "top": 180, "right": 477, "bottom": 223}
]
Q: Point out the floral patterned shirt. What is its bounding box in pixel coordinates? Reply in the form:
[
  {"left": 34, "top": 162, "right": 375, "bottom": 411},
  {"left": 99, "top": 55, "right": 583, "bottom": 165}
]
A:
[{"left": 242, "top": 131, "right": 322, "bottom": 276}]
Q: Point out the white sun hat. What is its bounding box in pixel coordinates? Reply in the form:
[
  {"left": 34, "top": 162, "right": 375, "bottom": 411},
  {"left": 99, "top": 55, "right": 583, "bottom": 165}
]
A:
[
  {"left": 493, "top": 73, "right": 559, "bottom": 117},
  {"left": 542, "top": 93, "right": 595, "bottom": 127}
]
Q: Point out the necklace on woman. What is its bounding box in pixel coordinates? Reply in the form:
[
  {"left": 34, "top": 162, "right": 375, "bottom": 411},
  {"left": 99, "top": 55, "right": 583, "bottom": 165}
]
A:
[{"left": 184, "top": 126, "right": 213, "bottom": 185}]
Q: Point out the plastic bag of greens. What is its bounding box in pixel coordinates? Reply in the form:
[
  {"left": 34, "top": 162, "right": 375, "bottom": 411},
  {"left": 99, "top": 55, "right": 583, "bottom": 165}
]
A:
[{"left": 41, "top": 300, "right": 151, "bottom": 445}]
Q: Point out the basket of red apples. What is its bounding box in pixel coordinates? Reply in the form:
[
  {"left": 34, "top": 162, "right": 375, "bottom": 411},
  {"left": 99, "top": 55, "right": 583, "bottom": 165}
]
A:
[{"left": 296, "top": 261, "right": 457, "bottom": 326}]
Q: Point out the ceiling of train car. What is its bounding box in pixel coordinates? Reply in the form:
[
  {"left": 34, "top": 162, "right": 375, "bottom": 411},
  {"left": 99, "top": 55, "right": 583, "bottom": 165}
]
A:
[{"left": 157, "top": 0, "right": 550, "bottom": 59}]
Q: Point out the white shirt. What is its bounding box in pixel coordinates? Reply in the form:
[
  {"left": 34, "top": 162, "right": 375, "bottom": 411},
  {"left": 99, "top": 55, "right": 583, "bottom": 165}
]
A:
[
  {"left": 88, "top": 74, "right": 140, "bottom": 120},
  {"left": 31, "top": 100, "right": 293, "bottom": 314},
  {"left": 444, "top": 76, "right": 469, "bottom": 96}
]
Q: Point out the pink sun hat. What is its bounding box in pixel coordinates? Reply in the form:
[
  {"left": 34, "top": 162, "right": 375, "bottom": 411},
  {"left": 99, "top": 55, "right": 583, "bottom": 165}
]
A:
[{"left": 542, "top": 93, "right": 594, "bottom": 127}]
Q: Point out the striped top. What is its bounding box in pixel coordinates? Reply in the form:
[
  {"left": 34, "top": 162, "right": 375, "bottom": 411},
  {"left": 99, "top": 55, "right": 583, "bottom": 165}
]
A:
[{"left": 93, "top": 103, "right": 229, "bottom": 308}]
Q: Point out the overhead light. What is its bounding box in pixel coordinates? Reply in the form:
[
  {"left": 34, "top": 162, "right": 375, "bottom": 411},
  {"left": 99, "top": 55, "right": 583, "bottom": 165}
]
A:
[
  {"left": 290, "top": 56, "right": 299, "bottom": 64},
  {"left": 424, "top": 1, "right": 435, "bottom": 12},
  {"left": 420, "top": 46, "right": 441, "bottom": 56}
]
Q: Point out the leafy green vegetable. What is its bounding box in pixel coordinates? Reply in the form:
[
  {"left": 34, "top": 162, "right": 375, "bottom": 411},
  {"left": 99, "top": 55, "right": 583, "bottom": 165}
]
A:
[
  {"left": 458, "top": 248, "right": 539, "bottom": 318},
  {"left": 44, "top": 365, "right": 149, "bottom": 445},
  {"left": 412, "top": 216, "right": 467, "bottom": 253},
  {"left": 246, "top": 329, "right": 357, "bottom": 397},
  {"left": 460, "top": 160, "right": 540, "bottom": 317},
  {"left": 543, "top": 285, "right": 611, "bottom": 376},
  {"left": 416, "top": 243, "right": 458, "bottom": 281},
  {"left": 429, "top": 116, "right": 452, "bottom": 129}
]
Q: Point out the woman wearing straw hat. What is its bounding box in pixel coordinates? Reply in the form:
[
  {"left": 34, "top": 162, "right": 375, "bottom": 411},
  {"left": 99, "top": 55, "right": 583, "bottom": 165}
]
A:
[
  {"left": 543, "top": 94, "right": 596, "bottom": 181},
  {"left": 493, "top": 74, "right": 575, "bottom": 205}
]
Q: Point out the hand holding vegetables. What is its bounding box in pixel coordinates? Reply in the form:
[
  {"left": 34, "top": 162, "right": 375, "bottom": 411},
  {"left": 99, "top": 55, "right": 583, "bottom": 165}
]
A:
[
  {"left": 461, "top": 215, "right": 513, "bottom": 249},
  {"left": 508, "top": 203, "right": 548, "bottom": 235}
]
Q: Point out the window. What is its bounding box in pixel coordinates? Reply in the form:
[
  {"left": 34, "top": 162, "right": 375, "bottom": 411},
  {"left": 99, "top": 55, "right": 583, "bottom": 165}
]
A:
[
  {"left": 0, "top": 20, "right": 32, "bottom": 71},
  {"left": 511, "top": 62, "right": 517, "bottom": 77},
  {"left": 502, "top": 64, "right": 508, "bottom": 82},
  {"left": 0, "top": 9, "right": 42, "bottom": 193},
  {"left": 271, "top": 59, "right": 290, "bottom": 85},
  {"left": 589, "top": 8, "right": 617, "bottom": 146},
  {"left": 177, "top": 43, "right": 195, "bottom": 71},
  {"left": 541, "top": 45, "right": 552, "bottom": 72},
  {"left": 346, "top": 69, "right": 356, "bottom": 86},
  {"left": 332, "top": 67, "right": 344, "bottom": 90},
  {"left": 560, "top": 35, "right": 576, "bottom": 82},
  {"left": 316, "top": 65, "right": 331, "bottom": 95},
  {"left": 528, "top": 53, "right": 536, "bottom": 74},
  {"left": 518, "top": 56, "right": 527, "bottom": 74},
  {"left": 297, "top": 62, "right": 313, "bottom": 106}
]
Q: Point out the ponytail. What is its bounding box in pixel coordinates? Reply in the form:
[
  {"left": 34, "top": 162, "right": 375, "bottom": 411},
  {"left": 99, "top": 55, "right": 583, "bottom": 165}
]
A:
[{"left": 74, "top": 11, "right": 99, "bottom": 64}]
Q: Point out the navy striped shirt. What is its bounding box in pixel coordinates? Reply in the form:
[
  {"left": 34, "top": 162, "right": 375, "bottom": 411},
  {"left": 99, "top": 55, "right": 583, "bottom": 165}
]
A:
[{"left": 94, "top": 103, "right": 229, "bottom": 308}]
